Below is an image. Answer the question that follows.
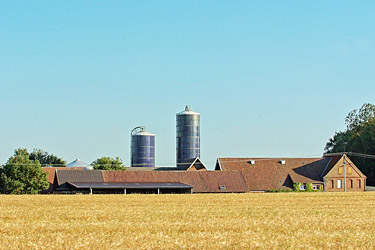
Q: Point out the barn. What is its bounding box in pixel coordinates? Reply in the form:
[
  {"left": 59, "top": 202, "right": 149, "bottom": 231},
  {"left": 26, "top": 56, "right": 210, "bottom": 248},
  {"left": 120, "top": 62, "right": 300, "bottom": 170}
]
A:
[{"left": 43, "top": 167, "right": 248, "bottom": 194}]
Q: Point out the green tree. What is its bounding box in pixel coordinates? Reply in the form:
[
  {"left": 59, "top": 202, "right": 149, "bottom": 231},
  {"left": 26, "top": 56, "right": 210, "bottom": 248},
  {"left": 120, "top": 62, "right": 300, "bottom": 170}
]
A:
[
  {"left": 29, "top": 149, "right": 66, "bottom": 167},
  {"left": 345, "top": 103, "right": 375, "bottom": 130},
  {"left": 325, "top": 103, "right": 375, "bottom": 185},
  {"left": 0, "top": 148, "right": 49, "bottom": 194},
  {"left": 91, "top": 157, "right": 125, "bottom": 170}
]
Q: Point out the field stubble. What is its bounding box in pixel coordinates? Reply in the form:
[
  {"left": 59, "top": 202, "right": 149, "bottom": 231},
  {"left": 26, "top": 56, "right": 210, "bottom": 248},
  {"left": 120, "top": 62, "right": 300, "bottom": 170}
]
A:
[{"left": 0, "top": 192, "right": 374, "bottom": 249}]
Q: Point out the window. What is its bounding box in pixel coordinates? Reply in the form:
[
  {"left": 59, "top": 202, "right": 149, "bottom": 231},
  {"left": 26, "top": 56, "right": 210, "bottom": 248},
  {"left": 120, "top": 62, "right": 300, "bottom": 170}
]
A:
[
  {"left": 313, "top": 185, "right": 317, "bottom": 190},
  {"left": 350, "top": 180, "right": 353, "bottom": 188},
  {"left": 338, "top": 166, "right": 343, "bottom": 175},
  {"left": 219, "top": 185, "right": 226, "bottom": 190},
  {"left": 358, "top": 180, "right": 361, "bottom": 188},
  {"left": 331, "top": 180, "right": 334, "bottom": 188},
  {"left": 337, "top": 180, "right": 342, "bottom": 189},
  {"left": 300, "top": 185, "right": 306, "bottom": 190}
]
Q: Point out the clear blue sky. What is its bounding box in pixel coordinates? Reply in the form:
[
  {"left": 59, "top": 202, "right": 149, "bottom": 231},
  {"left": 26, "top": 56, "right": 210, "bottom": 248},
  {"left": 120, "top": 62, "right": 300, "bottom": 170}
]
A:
[{"left": 0, "top": 1, "right": 374, "bottom": 169}]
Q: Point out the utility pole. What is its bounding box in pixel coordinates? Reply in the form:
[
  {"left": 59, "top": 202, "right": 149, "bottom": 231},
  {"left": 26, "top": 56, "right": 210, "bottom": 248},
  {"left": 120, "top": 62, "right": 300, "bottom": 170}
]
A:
[
  {"left": 343, "top": 155, "right": 346, "bottom": 192},
  {"left": 343, "top": 143, "right": 347, "bottom": 192}
]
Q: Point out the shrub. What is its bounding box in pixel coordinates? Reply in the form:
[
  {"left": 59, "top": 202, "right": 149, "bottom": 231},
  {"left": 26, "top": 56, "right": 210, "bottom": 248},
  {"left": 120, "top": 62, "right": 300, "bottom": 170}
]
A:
[
  {"left": 306, "top": 183, "right": 313, "bottom": 192},
  {"left": 293, "top": 182, "right": 302, "bottom": 192}
]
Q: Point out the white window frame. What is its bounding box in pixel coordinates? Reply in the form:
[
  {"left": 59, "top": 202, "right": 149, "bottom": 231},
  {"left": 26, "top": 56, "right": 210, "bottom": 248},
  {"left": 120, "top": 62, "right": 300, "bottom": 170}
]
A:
[
  {"left": 337, "top": 179, "right": 342, "bottom": 189},
  {"left": 300, "top": 184, "right": 306, "bottom": 190}
]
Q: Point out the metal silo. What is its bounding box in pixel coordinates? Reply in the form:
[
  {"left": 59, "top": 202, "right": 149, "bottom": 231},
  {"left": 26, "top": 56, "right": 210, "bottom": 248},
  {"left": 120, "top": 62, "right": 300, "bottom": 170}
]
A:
[
  {"left": 176, "top": 105, "right": 200, "bottom": 168},
  {"left": 131, "top": 126, "right": 155, "bottom": 168}
]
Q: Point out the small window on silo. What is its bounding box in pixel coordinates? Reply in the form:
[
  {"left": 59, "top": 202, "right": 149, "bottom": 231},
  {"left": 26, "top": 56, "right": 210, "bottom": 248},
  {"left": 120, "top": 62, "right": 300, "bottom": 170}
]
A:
[{"left": 219, "top": 185, "right": 226, "bottom": 190}]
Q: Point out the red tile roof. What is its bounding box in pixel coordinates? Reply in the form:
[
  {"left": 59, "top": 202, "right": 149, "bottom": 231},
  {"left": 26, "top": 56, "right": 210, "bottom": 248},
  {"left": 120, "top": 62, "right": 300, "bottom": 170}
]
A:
[
  {"left": 217, "top": 157, "right": 330, "bottom": 191},
  {"left": 46, "top": 168, "right": 247, "bottom": 193},
  {"left": 102, "top": 171, "right": 247, "bottom": 193}
]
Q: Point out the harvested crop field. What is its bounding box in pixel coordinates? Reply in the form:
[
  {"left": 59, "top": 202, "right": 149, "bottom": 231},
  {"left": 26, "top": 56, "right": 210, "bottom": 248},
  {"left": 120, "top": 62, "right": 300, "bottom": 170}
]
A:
[{"left": 0, "top": 192, "right": 375, "bottom": 249}]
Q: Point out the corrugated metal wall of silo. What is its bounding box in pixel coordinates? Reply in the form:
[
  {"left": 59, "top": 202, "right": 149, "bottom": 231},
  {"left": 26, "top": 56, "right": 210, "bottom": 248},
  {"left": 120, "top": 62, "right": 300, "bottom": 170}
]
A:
[
  {"left": 176, "top": 106, "right": 200, "bottom": 168},
  {"left": 131, "top": 127, "right": 155, "bottom": 168}
]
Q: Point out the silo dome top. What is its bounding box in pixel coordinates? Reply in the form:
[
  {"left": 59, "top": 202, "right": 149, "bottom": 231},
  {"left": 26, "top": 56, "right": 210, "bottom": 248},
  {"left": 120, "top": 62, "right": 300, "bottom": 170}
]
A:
[
  {"left": 67, "top": 159, "right": 91, "bottom": 168},
  {"left": 131, "top": 126, "right": 155, "bottom": 136},
  {"left": 177, "top": 105, "right": 200, "bottom": 115}
]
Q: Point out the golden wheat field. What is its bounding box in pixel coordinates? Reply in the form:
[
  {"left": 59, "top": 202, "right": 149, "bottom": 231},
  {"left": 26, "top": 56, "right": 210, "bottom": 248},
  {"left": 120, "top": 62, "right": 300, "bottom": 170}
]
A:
[{"left": 0, "top": 192, "right": 375, "bottom": 249}]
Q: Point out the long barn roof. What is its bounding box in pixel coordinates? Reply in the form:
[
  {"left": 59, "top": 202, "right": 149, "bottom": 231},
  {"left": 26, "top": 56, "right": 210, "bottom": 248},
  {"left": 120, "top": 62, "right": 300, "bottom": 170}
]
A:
[{"left": 50, "top": 169, "right": 248, "bottom": 193}]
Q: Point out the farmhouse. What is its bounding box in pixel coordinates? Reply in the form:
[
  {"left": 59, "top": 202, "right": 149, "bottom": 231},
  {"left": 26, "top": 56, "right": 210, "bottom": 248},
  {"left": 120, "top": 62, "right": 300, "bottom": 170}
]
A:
[{"left": 215, "top": 154, "right": 366, "bottom": 192}]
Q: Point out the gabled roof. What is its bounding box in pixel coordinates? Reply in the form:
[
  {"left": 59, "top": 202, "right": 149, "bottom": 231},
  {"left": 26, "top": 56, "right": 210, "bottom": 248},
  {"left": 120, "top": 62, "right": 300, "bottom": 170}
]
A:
[
  {"left": 322, "top": 154, "right": 366, "bottom": 178},
  {"left": 179, "top": 157, "right": 207, "bottom": 171},
  {"left": 42, "top": 167, "right": 86, "bottom": 188},
  {"left": 217, "top": 157, "right": 328, "bottom": 191},
  {"left": 289, "top": 158, "right": 330, "bottom": 183},
  {"left": 56, "top": 170, "right": 104, "bottom": 186},
  {"left": 102, "top": 171, "right": 247, "bottom": 193},
  {"left": 321, "top": 155, "right": 342, "bottom": 177},
  {"left": 42, "top": 167, "right": 88, "bottom": 193}
]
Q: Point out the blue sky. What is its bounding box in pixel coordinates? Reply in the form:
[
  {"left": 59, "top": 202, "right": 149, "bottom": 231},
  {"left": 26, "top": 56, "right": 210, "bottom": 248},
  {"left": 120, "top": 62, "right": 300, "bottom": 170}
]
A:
[{"left": 0, "top": 1, "right": 374, "bottom": 169}]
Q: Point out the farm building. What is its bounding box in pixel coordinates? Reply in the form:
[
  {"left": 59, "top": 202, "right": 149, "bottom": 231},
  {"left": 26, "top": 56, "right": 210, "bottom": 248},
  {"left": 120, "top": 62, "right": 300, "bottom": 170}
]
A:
[
  {"left": 41, "top": 154, "right": 366, "bottom": 194},
  {"left": 215, "top": 154, "right": 366, "bottom": 192},
  {"left": 42, "top": 167, "right": 248, "bottom": 194},
  {"left": 123, "top": 157, "right": 207, "bottom": 171}
]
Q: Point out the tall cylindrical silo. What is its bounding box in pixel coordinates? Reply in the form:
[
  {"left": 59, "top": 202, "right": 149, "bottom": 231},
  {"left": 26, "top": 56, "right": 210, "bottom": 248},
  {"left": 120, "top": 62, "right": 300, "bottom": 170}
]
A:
[
  {"left": 131, "top": 126, "right": 155, "bottom": 168},
  {"left": 176, "top": 105, "right": 200, "bottom": 168}
]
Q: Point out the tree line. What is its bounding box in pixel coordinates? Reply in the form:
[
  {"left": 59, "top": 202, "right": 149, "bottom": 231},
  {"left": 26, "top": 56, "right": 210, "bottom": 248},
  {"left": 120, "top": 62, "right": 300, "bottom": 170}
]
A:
[
  {"left": 0, "top": 148, "right": 126, "bottom": 194},
  {"left": 325, "top": 103, "right": 375, "bottom": 185}
]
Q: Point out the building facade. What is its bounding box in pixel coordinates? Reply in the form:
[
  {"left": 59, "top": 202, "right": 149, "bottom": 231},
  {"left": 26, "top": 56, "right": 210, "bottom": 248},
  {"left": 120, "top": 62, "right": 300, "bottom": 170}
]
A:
[{"left": 322, "top": 155, "right": 366, "bottom": 192}]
